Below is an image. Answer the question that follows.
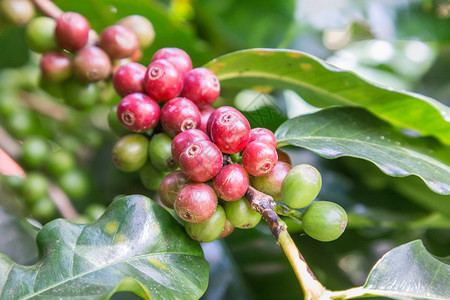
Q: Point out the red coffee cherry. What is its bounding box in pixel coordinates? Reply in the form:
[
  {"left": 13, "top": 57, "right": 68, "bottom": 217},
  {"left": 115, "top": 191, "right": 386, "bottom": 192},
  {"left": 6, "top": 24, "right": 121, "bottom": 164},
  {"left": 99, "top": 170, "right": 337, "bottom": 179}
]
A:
[
  {"left": 160, "top": 97, "right": 201, "bottom": 137},
  {"left": 206, "top": 106, "right": 236, "bottom": 137},
  {"left": 73, "top": 46, "right": 111, "bottom": 83},
  {"left": 179, "top": 140, "right": 222, "bottom": 182},
  {"left": 251, "top": 161, "right": 292, "bottom": 201},
  {"left": 144, "top": 59, "right": 184, "bottom": 101},
  {"left": 113, "top": 62, "right": 146, "bottom": 97},
  {"left": 199, "top": 106, "right": 215, "bottom": 134},
  {"left": 151, "top": 47, "right": 192, "bottom": 76},
  {"left": 40, "top": 52, "right": 72, "bottom": 83},
  {"left": 218, "top": 219, "right": 235, "bottom": 239},
  {"left": 181, "top": 68, "right": 220, "bottom": 107},
  {"left": 174, "top": 182, "right": 217, "bottom": 223},
  {"left": 213, "top": 164, "right": 249, "bottom": 202},
  {"left": 158, "top": 170, "right": 189, "bottom": 209},
  {"left": 242, "top": 141, "right": 278, "bottom": 176},
  {"left": 209, "top": 107, "right": 251, "bottom": 154},
  {"left": 99, "top": 25, "right": 139, "bottom": 59},
  {"left": 171, "top": 129, "right": 209, "bottom": 165},
  {"left": 55, "top": 12, "right": 90, "bottom": 51},
  {"left": 249, "top": 128, "right": 277, "bottom": 149},
  {"left": 117, "top": 93, "right": 160, "bottom": 132}
]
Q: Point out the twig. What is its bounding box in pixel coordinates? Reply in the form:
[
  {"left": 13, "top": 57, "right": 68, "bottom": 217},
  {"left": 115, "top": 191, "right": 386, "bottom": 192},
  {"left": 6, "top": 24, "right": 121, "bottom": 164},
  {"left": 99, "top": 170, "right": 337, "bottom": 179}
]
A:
[
  {"left": 30, "top": 0, "right": 63, "bottom": 19},
  {"left": 0, "top": 126, "right": 21, "bottom": 158},
  {"left": 48, "top": 183, "right": 79, "bottom": 220},
  {"left": 274, "top": 203, "right": 303, "bottom": 223},
  {"left": 20, "top": 91, "right": 69, "bottom": 121}
]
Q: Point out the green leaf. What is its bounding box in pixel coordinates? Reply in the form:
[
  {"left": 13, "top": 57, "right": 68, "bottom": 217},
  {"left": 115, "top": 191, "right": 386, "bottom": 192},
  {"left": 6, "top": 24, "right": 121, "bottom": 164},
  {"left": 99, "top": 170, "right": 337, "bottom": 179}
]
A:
[
  {"left": 204, "top": 48, "right": 450, "bottom": 145},
  {"left": 0, "top": 195, "right": 208, "bottom": 300},
  {"left": 361, "top": 240, "right": 450, "bottom": 299},
  {"left": 275, "top": 107, "right": 450, "bottom": 195}
]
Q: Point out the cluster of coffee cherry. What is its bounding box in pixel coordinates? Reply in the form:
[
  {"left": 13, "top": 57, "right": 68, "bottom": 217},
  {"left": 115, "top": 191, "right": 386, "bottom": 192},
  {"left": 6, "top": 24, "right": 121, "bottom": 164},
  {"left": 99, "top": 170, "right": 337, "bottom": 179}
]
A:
[{"left": 111, "top": 47, "right": 348, "bottom": 243}]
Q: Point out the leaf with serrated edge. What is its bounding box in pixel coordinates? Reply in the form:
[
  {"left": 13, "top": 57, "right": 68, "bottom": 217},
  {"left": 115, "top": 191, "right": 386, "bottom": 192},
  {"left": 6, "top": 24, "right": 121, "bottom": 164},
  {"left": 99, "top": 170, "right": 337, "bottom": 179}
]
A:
[
  {"left": 204, "top": 48, "right": 450, "bottom": 145},
  {"left": 0, "top": 195, "right": 208, "bottom": 300},
  {"left": 275, "top": 107, "right": 450, "bottom": 195}
]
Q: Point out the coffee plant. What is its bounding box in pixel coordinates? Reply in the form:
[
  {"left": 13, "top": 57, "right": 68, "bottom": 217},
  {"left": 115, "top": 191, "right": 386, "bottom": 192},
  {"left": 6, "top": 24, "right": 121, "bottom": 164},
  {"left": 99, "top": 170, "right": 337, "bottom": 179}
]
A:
[{"left": 0, "top": 0, "right": 449, "bottom": 299}]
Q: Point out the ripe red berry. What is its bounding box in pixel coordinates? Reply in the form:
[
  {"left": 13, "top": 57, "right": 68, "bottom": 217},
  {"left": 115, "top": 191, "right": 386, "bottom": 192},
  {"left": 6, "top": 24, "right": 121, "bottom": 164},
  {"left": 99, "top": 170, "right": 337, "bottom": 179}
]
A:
[
  {"left": 182, "top": 68, "right": 220, "bottom": 107},
  {"left": 242, "top": 141, "right": 278, "bottom": 176},
  {"left": 249, "top": 128, "right": 277, "bottom": 149},
  {"left": 55, "top": 12, "right": 90, "bottom": 51},
  {"left": 251, "top": 161, "right": 292, "bottom": 201},
  {"left": 171, "top": 129, "right": 209, "bottom": 165},
  {"left": 151, "top": 47, "right": 192, "bottom": 76},
  {"left": 158, "top": 170, "right": 189, "bottom": 209},
  {"left": 117, "top": 93, "right": 160, "bottom": 132},
  {"left": 213, "top": 164, "right": 249, "bottom": 202},
  {"left": 144, "top": 59, "right": 184, "bottom": 101},
  {"left": 206, "top": 106, "right": 235, "bottom": 137},
  {"left": 160, "top": 97, "right": 201, "bottom": 137},
  {"left": 40, "top": 52, "right": 72, "bottom": 83},
  {"left": 209, "top": 107, "right": 251, "bottom": 154},
  {"left": 218, "top": 219, "right": 235, "bottom": 239},
  {"left": 113, "top": 62, "right": 146, "bottom": 97},
  {"left": 174, "top": 183, "right": 217, "bottom": 223},
  {"left": 199, "top": 106, "right": 215, "bottom": 133},
  {"left": 179, "top": 140, "right": 222, "bottom": 182},
  {"left": 73, "top": 46, "right": 111, "bottom": 83},
  {"left": 99, "top": 25, "right": 139, "bottom": 59}
]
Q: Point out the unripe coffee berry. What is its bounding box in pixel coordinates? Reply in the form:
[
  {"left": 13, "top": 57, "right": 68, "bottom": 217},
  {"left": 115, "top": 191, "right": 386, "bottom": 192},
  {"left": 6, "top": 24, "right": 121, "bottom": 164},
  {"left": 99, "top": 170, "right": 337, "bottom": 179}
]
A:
[
  {"left": 213, "top": 164, "right": 249, "bottom": 202},
  {"left": 117, "top": 93, "right": 160, "bottom": 132},
  {"left": 148, "top": 133, "right": 176, "bottom": 171},
  {"left": 112, "top": 134, "right": 149, "bottom": 172},
  {"left": 55, "top": 12, "right": 90, "bottom": 51},
  {"left": 224, "top": 198, "right": 262, "bottom": 229},
  {"left": 117, "top": 15, "right": 155, "bottom": 48},
  {"left": 185, "top": 205, "right": 226, "bottom": 243},
  {"left": 249, "top": 128, "right": 277, "bottom": 149},
  {"left": 0, "top": 0, "right": 35, "bottom": 26},
  {"left": 159, "top": 170, "right": 189, "bottom": 209},
  {"left": 144, "top": 59, "right": 184, "bottom": 101},
  {"left": 242, "top": 141, "right": 278, "bottom": 176},
  {"left": 139, "top": 162, "right": 169, "bottom": 191},
  {"left": 99, "top": 25, "right": 139, "bottom": 59},
  {"left": 179, "top": 140, "right": 222, "bottom": 182},
  {"left": 199, "top": 106, "right": 215, "bottom": 133},
  {"left": 181, "top": 68, "right": 220, "bottom": 107},
  {"left": 73, "top": 47, "right": 111, "bottom": 83},
  {"left": 276, "top": 148, "right": 292, "bottom": 165},
  {"left": 302, "top": 201, "right": 348, "bottom": 242},
  {"left": 151, "top": 47, "right": 192, "bottom": 76},
  {"left": 22, "top": 136, "right": 49, "bottom": 168},
  {"left": 40, "top": 52, "right": 72, "bottom": 83},
  {"left": 251, "top": 161, "right": 292, "bottom": 202},
  {"left": 108, "top": 105, "right": 131, "bottom": 137},
  {"left": 113, "top": 62, "right": 146, "bottom": 97},
  {"left": 218, "top": 219, "right": 235, "bottom": 239},
  {"left": 171, "top": 129, "right": 209, "bottom": 165},
  {"left": 63, "top": 79, "right": 99, "bottom": 109},
  {"left": 281, "top": 164, "right": 322, "bottom": 209},
  {"left": 209, "top": 107, "right": 251, "bottom": 154},
  {"left": 160, "top": 97, "right": 201, "bottom": 137},
  {"left": 25, "top": 17, "right": 57, "bottom": 53},
  {"left": 175, "top": 183, "right": 217, "bottom": 223}
]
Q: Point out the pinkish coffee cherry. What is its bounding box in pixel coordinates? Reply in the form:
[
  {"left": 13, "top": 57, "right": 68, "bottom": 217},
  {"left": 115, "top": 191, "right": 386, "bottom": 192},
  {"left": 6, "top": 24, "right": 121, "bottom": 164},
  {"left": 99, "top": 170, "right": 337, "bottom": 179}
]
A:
[
  {"left": 151, "top": 47, "right": 192, "bottom": 76},
  {"left": 40, "top": 51, "right": 72, "bottom": 83},
  {"left": 113, "top": 62, "right": 146, "bottom": 97},
  {"left": 213, "top": 164, "right": 249, "bottom": 202},
  {"left": 174, "top": 182, "right": 217, "bottom": 223},
  {"left": 117, "top": 93, "right": 160, "bottom": 132},
  {"left": 160, "top": 97, "right": 201, "bottom": 137},
  {"left": 249, "top": 128, "right": 277, "bottom": 149},
  {"left": 242, "top": 141, "right": 278, "bottom": 176},
  {"left": 144, "top": 59, "right": 184, "bottom": 101},
  {"left": 171, "top": 129, "right": 210, "bottom": 165},
  {"left": 199, "top": 106, "right": 215, "bottom": 134},
  {"left": 251, "top": 161, "right": 292, "bottom": 201},
  {"left": 99, "top": 25, "right": 139, "bottom": 59},
  {"left": 179, "top": 140, "right": 222, "bottom": 182},
  {"left": 73, "top": 46, "right": 111, "bottom": 83},
  {"left": 181, "top": 68, "right": 220, "bottom": 107},
  {"left": 55, "top": 12, "right": 90, "bottom": 51},
  {"left": 159, "top": 170, "right": 189, "bottom": 209}
]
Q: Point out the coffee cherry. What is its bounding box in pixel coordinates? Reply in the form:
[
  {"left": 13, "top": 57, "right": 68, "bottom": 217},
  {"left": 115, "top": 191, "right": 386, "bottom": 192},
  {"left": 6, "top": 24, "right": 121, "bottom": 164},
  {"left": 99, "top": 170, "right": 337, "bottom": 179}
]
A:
[
  {"left": 144, "top": 59, "right": 184, "bottom": 101},
  {"left": 182, "top": 68, "right": 220, "bottom": 107},
  {"left": 117, "top": 93, "right": 160, "bottom": 132},
  {"left": 171, "top": 129, "right": 209, "bottom": 165},
  {"left": 107, "top": 105, "right": 131, "bottom": 137},
  {"left": 251, "top": 161, "right": 291, "bottom": 202},
  {"left": 117, "top": 15, "right": 155, "bottom": 48},
  {"left": 55, "top": 12, "right": 90, "bottom": 51},
  {"left": 242, "top": 141, "right": 278, "bottom": 176},
  {"left": 85, "top": 203, "right": 106, "bottom": 220},
  {"left": 112, "top": 134, "right": 149, "bottom": 172},
  {"left": 160, "top": 97, "right": 201, "bottom": 137},
  {"left": 151, "top": 47, "right": 192, "bottom": 76},
  {"left": 73, "top": 46, "right": 111, "bottom": 82},
  {"left": 31, "top": 196, "right": 56, "bottom": 220},
  {"left": 213, "top": 164, "right": 249, "bottom": 202},
  {"left": 139, "top": 162, "right": 169, "bottom": 191},
  {"left": 22, "top": 136, "right": 50, "bottom": 168},
  {"left": 99, "top": 25, "right": 139, "bottom": 59},
  {"left": 148, "top": 133, "right": 177, "bottom": 171},
  {"left": 185, "top": 205, "right": 226, "bottom": 242},
  {"left": 178, "top": 140, "right": 222, "bottom": 182},
  {"left": 174, "top": 182, "right": 217, "bottom": 223},
  {"left": 224, "top": 198, "right": 261, "bottom": 229},
  {"left": 218, "top": 218, "right": 235, "bottom": 239},
  {"left": 158, "top": 170, "right": 189, "bottom": 209},
  {"left": 249, "top": 128, "right": 277, "bottom": 149},
  {"left": 25, "top": 17, "right": 57, "bottom": 53},
  {"left": 276, "top": 148, "right": 291, "bottom": 165},
  {"left": 113, "top": 62, "right": 146, "bottom": 97},
  {"left": 86, "top": 29, "right": 99, "bottom": 47},
  {"left": 62, "top": 79, "right": 99, "bottom": 109},
  {"left": 0, "top": 0, "right": 35, "bottom": 26},
  {"left": 58, "top": 169, "right": 89, "bottom": 199},
  {"left": 40, "top": 52, "right": 72, "bottom": 83},
  {"left": 302, "top": 201, "right": 347, "bottom": 242},
  {"left": 47, "top": 149, "right": 76, "bottom": 176},
  {"left": 281, "top": 164, "right": 322, "bottom": 209},
  {"left": 199, "top": 106, "right": 215, "bottom": 133},
  {"left": 22, "top": 172, "right": 49, "bottom": 203}
]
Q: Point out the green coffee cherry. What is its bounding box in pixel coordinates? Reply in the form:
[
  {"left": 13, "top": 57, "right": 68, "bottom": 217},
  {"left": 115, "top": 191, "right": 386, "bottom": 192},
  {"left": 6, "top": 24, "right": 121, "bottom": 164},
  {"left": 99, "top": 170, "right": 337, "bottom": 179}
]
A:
[
  {"left": 4, "top": 175, "right": 25, "bottom": 191},
  {"left": 0, "top": 90, "right": 19, "bottom": 116},
  {"left": 25, "top": 16, "right": 57, "bottom": 53},
  {"left": 58, "top": 169, "right": 89, "bottom": 199},
  {"left": 185, "top": 205, "right": 226, "bottom": 243},
  {"left": 108, "top": 105, "right": 131, "bottom": 137},
  {"left": 302, "top": 201, "right": 348, "bottom": 242},
  {"left": 30, "top": 196, "right": 56, "bottom": 220},
  {"left": 22, "top": 172, "right": 49, "bottom": 203},
  {"left": 112, "top": 134, "right": 149, "bottom": 172},
  {"left": 47, "top": 149, "right": 76, "bottom": 176},
  {"left": 62, "top": 79, "right": 99, "bottom": 109},
  {"left": 148, "top": 133, "right": 176, "bottom": 171},
  {"left": 85, "top": 203, "right": 106, "bottom": 221},
  {"left": 281, "top": 164, "right": 322, "bottom": 209},
  {"left": 6, "top": 109, "right": 37, "bottom": 138},
  {"left": 224, "top": 198, "right": 261, "bottom": 229},
  {"left": 0, "top": 0, "right": 35, "bottom": 26},
  {"left": 139, "top": 162, "right": 169, "bottom": 191},
  {"left": 22, "top": 136, "right": 50, "bottom": 168}
]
